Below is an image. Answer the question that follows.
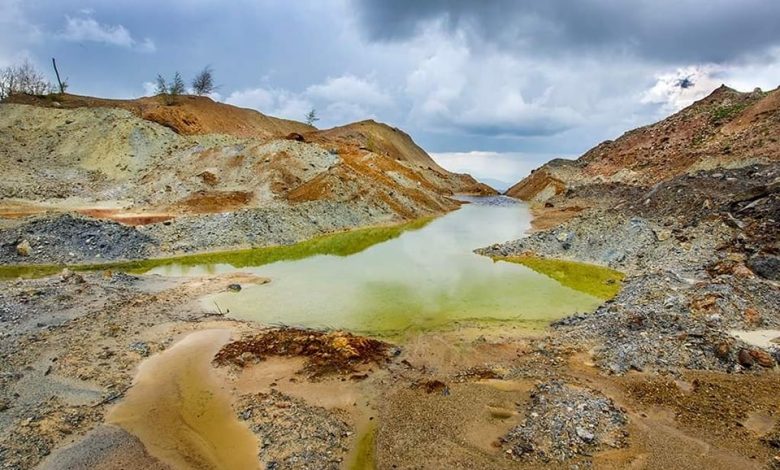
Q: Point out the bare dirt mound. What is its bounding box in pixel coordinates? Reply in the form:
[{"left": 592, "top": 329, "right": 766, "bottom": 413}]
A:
[
  {"left": 311, "top": 120, "right": 495, "bottom": 196},
  {"left": 1, "top": 92, "right": 495, "bottom": 262},
  {"left": 508, "top": 85, "right": 780, "bottom": 202},
  {"left": 2, "top": 94, "right": 494, "bottom": 213},
  {"left": 5, "top": 93, "right": 314, "bottom": 139},
  {"left": 314, "top": 120, "right": 446, "bottom": 169}
]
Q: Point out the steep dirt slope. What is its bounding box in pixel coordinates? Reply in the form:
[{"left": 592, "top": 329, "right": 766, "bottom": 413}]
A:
[
  {"left": 508, "top": 86, "right": 780, "bottom": 202},
  {"left": 314, "top": 120, "right": 446, "bottom": 169}
]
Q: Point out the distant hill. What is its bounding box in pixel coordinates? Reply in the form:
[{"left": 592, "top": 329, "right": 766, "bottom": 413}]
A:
[
  {"left": 5, "top": 93, "right": 314, "bottom": 139},
  {"left": 507, "top": 85, "right": 780, "bottom": 202},
  {"left": 478, "top": 178, "right": 514, "bottom": 193}
]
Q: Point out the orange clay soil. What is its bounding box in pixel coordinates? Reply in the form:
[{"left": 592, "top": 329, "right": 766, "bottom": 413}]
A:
[{"left": 5, "top": 93, "right": 314, "bottom": 139}]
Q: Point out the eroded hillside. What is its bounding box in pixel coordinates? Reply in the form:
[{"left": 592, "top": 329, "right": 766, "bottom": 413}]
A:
[
  {"left": 508, "top": 86, "right": 780, "bottom": 202},
  {"left": 0, "top": 93, "right": 493, "bottom": 263},
  {"left": 484, "top": 86, "right": 780, "bottom": 469}
]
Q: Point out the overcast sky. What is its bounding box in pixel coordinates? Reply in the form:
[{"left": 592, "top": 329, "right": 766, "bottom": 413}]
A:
[{"left": 3, "top": 0, "right": 779, "bottom": 185}]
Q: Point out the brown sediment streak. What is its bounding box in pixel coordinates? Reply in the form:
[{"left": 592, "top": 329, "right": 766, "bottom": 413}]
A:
[{"left": 107, "top": 329, "right": 260, "bottom": 470}]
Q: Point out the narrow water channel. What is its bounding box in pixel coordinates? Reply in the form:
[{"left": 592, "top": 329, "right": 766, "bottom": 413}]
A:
[{"left": 107, "top": 329, "right": 260, "bottom": 470}]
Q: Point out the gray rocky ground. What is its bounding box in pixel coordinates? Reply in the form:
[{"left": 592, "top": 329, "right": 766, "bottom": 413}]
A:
[
  {"left": 480, "top": 164, "right": 780, "bottom": 375},
  {"left": 502, "top": 380, "right": 628, "bottom": 462},
  {"left": 0, "top": 199, "right": 397, "bottom": 265}
]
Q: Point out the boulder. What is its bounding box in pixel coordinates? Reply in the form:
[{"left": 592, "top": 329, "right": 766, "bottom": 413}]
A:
[
  {"left": 750, "top": 349, "right": 776, "bottom": 368},
  {"left": 738, "top": 349, "right": 755, "bottom": 367},
  {"left": 747, "top": 255, "right": 780, "bottom": 281}
]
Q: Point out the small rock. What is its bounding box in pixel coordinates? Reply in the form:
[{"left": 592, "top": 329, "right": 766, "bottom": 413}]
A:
[
  {"left": 16, "top": 239, "right": 31, "bottom": 256},
  {"left": 285, "top": 132, "right": 306, "bottom": 142},
  {"left": 732, "top": 263, "right": 754, "bottom": 278},
  {"left": 227, "top": 283, "right": 242, "bottom": 292},
  {"left": 129, "top": 341, "right": 151, "bottom": 357},
  {"left": 556, "top": 231, "right": 574, "bottom": 244},
  {"left": 60, "top": 268, "right": 85, "bottom": 284},
  {"left": 713, "top": 341, "right": 731, "bottom": 360},
  {"left": 749, "top": 349, "right": 776, "bottom": 368},
  {"left": 744, "top": 307, "right": 761, "bottom": 326},
  {"left": 237, "top": 351, "right": 257, "bottom": 366},
  {"left": 747, "top": 255, "right": 780, "bottom": 281},
  {"left": 738, "top": 349, "right": 755, "bottom": 368},
  {"left": 576, "top": 426, "right": 595, "bottom": 443},
  {"left": 655, "top": 229, "right": 672, "bottom": 242}
]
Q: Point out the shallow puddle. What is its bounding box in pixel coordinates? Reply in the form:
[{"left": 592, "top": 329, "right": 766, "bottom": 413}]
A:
[
  {"left": 107, "top": 329, "right": 259, "bottom": 470},
  {"left": 348, "top": 421, "right": 377, "bottom": 470}
]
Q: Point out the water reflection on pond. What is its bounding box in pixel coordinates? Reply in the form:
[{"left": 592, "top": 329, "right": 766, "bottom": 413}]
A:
[{"left": 148, "top": 197, "right": 611, "bottom": 335}]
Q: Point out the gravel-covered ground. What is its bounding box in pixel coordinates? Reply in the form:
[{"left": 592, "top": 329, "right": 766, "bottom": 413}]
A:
[
  {"left": 480, "top": 164, "right": 780, "bottom": 375},
  {"left": 0, "top": 214, "right": 157, "bottom": 265},
  {"left": 235, "top": 390, "right": 351, "bottom": 469},
  {"left": 0, "top": 199, "right": 400, "bottom": 265},
  {"left": 502, "top": 380, "right": 628, "bottom": 462}
]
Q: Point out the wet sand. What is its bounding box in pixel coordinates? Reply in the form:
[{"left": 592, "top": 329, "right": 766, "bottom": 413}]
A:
[{"left": 107, "top": 329, "right": 260, "bottom": 470}]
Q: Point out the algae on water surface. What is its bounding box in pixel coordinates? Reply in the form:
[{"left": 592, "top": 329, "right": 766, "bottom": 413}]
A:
[
  {"left": 496, "top": 255, "right": 624, "bottom": 300},
  {"left": 206, "top": 201, "right": 609, "bottom": 335}
]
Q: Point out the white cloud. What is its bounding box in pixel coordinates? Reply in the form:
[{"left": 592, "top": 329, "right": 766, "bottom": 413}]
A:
[
  {"left": 641, "top": 65, "right": 723, "bottom": 112},
  {"left": 60, "top": 13, "right": 155, "bottom": 52},
  {"left": 0, "top": 0, "right": 43, "bottom": 67},
  {"left": 641, "top": 55, "right": 780, "bottom": 115},
  {"left": 226, "top": 87, "right": 312, "bottom": 122},
  {"left": 142, "top": 81, "right": 157, "bottom": 96},
  {"left": 307, "top": 75, "right": 391, "bottom": 107},
  {"left": 225, "top": 74, "right": 394, "bottom": 126},
  {"left": 402, "top": 28, "right": 583, "bottom": 137},
  {"left": 431, "top": 151, "right": 566, "bottom": 188}
]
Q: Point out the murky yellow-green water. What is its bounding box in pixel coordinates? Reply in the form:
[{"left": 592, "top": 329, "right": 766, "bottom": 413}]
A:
[
  {"left": 0, "top": 217, "right": 432, "bottom": 280},
  {"left": 2, "top": 197, "right": 619, "bottom": 335},
  {"left": 150, "top": 197, "right": 612, "bottom": 335}
]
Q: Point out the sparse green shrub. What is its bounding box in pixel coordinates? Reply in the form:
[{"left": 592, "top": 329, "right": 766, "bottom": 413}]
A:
[
  {"left": 154, "top": 71, "right": 186, "bottom": 105},
  {"left": 710, "top": 103, "right": 747, "bottom": 123}
]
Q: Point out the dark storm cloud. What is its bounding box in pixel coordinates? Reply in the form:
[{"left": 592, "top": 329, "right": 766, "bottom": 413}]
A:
[{"left": 352, "top": 0, "right": 780, "bottom": 63}]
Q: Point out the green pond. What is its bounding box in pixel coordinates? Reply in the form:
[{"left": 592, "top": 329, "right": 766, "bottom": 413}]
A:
[
  {"left": 1, "top": 197, "right": 621, "bottom": 335},
  {"left": 148, "top": 197, "right": 617, "bottom": 335}
]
